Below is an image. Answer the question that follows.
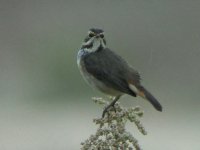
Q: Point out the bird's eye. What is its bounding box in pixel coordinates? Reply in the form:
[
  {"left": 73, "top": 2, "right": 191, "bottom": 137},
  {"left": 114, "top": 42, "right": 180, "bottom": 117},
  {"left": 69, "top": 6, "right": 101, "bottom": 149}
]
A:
[
  {"left": 100, "top": 34, "right": 104, "bottom": 38},
  {"left": 89, "top": 32, "right": 95, "bottom": 37}
]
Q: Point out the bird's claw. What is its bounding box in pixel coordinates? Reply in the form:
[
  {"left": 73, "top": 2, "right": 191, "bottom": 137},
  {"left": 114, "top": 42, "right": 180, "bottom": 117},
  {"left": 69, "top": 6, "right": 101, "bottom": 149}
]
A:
[{"left": 102, "top": 103, "right": 116, "bottom": 118}]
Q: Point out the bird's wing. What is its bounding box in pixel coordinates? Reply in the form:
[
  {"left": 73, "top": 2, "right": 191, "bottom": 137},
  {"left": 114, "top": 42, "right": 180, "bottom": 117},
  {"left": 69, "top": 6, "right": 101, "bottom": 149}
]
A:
[{"left": 83, "top": 48, "right": 140, "bottom": 96}]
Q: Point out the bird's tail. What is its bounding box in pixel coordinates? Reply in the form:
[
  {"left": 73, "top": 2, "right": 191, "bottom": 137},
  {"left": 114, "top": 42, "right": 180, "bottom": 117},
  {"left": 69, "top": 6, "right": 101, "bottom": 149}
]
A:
[
  {"left": 137, "top": 86, "right": 162, "bottom": 111},
  {"left": 129, "top": 84, "right": 162, "bottom": 111}
]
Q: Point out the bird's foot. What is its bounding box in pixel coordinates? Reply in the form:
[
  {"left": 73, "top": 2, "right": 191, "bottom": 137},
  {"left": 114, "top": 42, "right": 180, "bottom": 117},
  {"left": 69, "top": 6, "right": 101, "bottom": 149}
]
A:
[
  {"left": 102, "top": 96, "right": 121, "bottom": 118},
  {"left": 102, "top": 102, "right": 116, "bottom": 118}
]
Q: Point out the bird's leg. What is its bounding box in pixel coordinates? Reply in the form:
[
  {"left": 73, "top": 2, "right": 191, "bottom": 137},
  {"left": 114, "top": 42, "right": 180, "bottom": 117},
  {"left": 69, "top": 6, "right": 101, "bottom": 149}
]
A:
[{"left": 102, "top": 95, "right": 121, "bottom": 118}]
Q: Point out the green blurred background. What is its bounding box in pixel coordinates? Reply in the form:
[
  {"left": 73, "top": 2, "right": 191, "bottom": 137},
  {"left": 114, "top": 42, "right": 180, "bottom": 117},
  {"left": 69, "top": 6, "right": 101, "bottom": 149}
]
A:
[{"left": 0, "top": 0, "right": 200, "bottom": 149}]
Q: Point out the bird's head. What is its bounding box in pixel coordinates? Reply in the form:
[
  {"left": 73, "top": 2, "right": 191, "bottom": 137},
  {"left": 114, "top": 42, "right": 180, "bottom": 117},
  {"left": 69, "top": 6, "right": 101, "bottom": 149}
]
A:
[{"left": 81, "top": 28, "right": 106, "bottom": 52}]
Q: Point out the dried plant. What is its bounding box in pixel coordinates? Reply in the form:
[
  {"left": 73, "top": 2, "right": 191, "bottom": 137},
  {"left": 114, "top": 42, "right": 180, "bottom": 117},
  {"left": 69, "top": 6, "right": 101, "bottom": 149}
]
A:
[{"left": 81, "top": 97, "right": 147, "bottom": 150}]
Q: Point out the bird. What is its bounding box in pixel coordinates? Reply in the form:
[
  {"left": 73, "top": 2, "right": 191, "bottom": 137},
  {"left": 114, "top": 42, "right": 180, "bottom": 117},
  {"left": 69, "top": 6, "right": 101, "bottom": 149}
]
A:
[{"left": 77, "top": 28, "right": 162, "bottom": 117}]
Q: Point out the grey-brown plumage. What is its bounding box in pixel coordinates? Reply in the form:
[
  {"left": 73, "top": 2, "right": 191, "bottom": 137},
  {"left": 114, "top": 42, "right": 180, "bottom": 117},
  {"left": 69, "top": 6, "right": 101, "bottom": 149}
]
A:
[
  {"left": 83, "top": 47, "right": 139, "bottom": 97},
  {"left": 77, "top": 28, "right": 162, "bottom": 117}
]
